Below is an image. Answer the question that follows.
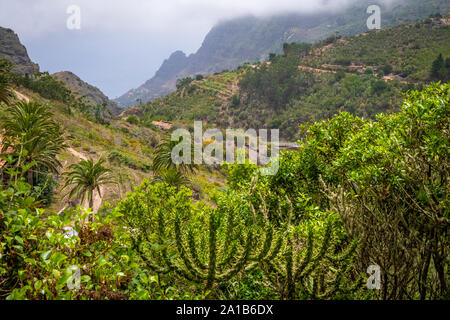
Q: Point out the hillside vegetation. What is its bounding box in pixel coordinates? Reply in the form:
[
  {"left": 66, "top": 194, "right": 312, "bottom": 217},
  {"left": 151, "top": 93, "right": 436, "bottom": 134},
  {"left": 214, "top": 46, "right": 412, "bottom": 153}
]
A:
[
  {"left": 1, "top": 70, "right": 448, "bottom": 299},
  {"left": 0, "top": 59, "right": 225, "bottom": 215},
  {"left": 53, "top": 71, "right": 123, "bottom": 116},
  {"left": 138, "top": 18, "right": 449, "bottom": 139},
  {"left": 0, "top": 13, "right": 448, "bottom": 302},
  {"left": 116, "top": 0, "right": 450, "bottom": 107}
]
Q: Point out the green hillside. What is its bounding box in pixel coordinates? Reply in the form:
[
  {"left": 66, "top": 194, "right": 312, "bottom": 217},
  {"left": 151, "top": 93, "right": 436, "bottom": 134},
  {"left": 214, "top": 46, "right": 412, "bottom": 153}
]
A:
[
  {"left": 0, "top": 11, "right": 448, "bottom": 302},
  {"left": 138, "top": 18, "right": 450, "bottom": 139},
  {"left": 302, "top": 16, "right": 450, "bottom": 81},
  {"left": 53, "top": 71, "right": 123, "bottom": 116},
  {"left": 0, "top": 67, "right": 225, "bottom": 214},
  {"left": 116, "top": 0, "right": 450, "bottom": 107}
]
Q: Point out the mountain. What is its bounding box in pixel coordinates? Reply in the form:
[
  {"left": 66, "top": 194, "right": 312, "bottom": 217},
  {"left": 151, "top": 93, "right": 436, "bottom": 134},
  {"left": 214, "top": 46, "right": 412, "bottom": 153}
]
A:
[
  {"left": 116, "top": 51, "right": 189, "bottom": 106},
  {"left": 0, "top": 26, "right": 39, "bottom": 75},
  {"left": 135, "top": 17, "right": 450, "bottom": 139},
  {"left": 0, "top": 26, "right": 121, "bottom": 116},
  {"left": 115, "top": 0, "right": 450, "bottom": 107},
  {"left": 53, "top": 71, "right": 123, "bottom": 115}
]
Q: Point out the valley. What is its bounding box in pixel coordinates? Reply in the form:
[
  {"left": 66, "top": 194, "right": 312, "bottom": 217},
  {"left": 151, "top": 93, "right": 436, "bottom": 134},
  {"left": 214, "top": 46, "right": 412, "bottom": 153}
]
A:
[{"left": 0, "top": 1, "right": 449, "bottom": 302}]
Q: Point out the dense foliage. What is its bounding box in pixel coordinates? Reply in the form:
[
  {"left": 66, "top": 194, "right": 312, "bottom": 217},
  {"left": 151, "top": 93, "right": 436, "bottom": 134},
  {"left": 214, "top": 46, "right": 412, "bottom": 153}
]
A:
[
  {"left": 1, "top": 81, "right": 448, "bottom": 300},
  {"left": 0, "top": 17, "right": 448, "bottom": 299}
]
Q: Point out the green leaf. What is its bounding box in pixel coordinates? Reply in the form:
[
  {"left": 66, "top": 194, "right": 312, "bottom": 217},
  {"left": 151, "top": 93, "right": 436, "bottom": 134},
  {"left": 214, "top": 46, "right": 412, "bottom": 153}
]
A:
[
  {"left": 83, "top": 250, "right": 92, "bottom": 257},
  {"left": 41, "top": 249, "right": 52, "bottom": 261},
  {"left": 14, "top": 235, "right": 24, "bottom": 245},
  {"left": 34, "top": 280, "right": 42, "bottom": 291}
]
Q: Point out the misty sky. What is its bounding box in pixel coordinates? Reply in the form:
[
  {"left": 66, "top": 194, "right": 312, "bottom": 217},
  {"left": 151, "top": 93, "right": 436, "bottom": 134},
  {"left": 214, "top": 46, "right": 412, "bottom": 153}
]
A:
[{"left": 0, "top": 0, "right": 393, "bottom": 98}]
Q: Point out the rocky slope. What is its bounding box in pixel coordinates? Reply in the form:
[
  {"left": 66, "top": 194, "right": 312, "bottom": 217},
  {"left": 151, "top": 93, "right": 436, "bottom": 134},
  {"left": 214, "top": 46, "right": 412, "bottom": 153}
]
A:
[
  {"left": 0, "top": 26, "right": 39, "bottom": 75},
  {"left": 53, "top": 71, "right": 123, "bottom": 115}
]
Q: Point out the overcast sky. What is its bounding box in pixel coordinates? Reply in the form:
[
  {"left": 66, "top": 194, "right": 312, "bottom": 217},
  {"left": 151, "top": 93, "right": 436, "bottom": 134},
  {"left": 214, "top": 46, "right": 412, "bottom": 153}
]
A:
[{"left": 0, "top": 0, "right": 394, "bottom": 98}]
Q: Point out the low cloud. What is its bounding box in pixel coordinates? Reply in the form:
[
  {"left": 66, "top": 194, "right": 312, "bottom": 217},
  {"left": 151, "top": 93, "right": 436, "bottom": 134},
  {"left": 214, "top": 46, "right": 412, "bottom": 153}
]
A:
[
  {"left": 0, "top": 0, "right": 398, "bottom": 40},
  {"left": 0, "top": 0, "right": 399, "bottom": 97}
]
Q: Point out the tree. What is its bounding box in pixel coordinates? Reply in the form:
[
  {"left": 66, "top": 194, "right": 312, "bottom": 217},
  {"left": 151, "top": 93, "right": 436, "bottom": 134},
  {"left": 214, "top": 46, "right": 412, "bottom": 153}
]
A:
[
  {"left": 152, "top": 167, "right": 190, "bottom": 190},
  {"left": 63, "top": 158, "right": 114, "bottom": 220},
  {"left": 283, "top": 42, "right": 312, "bottom": 58},
  {"left": 119, "top": 182, "right": 282, "bottom": 296},
  {"left": 152, "top": 138, "right": 198, "bottom": 175},
  {"left": 364, "top": 67, "right": 374, "bottom": 75},
  {"left": 327, "top": 83, "right": 449, "bottom": 299},
  {"left": 0, "top": 101, "right": 66, "bottom": 185},
  {"left": 0, "top": 78, "right": 12, "bottom": 105},
  {"left": 126, "top": 115, "right": 139, "bottom": 125},
  {"left": 265, "top": 220, "right": 362, "bottom": 299},
  {"left": 431, "top": 53, "right": 445, "bottom": 79},
  {"left": 176, "top": 77, "right": 194, "bottom": 90},
  {"left": 381, "top": 64, "right": 393, "bottom": 75},
  {"left": 94, "top": 103, "right": 112, "bottom": 124}
]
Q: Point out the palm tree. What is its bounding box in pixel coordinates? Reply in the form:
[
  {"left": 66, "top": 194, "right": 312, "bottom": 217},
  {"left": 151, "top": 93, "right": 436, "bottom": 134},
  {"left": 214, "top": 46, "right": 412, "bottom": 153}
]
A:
[
  {"left": 0, "top": 79, "right": 13, "bottom": 105},
  {"left": 152, "top": 167, "right": 190, "bottom": 190},
  {"left": 152, "top": 138, "right": 198, "bottom": 175},
  {"left": 63, "top": 158, "right": 114, "bottom": 219},
  {"left": 0, "top": 101, "right": 66, "bottom": 184}
]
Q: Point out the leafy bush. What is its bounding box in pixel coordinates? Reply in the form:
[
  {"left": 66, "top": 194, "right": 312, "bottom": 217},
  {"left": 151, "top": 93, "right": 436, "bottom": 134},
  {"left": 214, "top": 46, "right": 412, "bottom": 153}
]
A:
[
  {"left": 12, "top": 72, "right": 75, "bottom": 105},
  {"left": 0, "top": 177, "right": 138, "bottom": 300},
  {"left": 126, "top": 115, "right": 139, "bottom": 125},
  {"left": 108, "top": 150, "right": 151, "bottom": 172}
]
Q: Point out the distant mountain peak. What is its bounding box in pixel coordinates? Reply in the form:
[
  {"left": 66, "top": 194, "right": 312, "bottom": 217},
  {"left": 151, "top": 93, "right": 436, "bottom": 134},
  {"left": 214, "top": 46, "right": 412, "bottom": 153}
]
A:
[
  {"left": 53, "top": 71, "right": 123, "bottom": 115},
  {"left": 0, "top": 26, "right": 39, "bottom": 75},
  {"left": 115, "top": 0, "right": 450, "bottom": 108}
]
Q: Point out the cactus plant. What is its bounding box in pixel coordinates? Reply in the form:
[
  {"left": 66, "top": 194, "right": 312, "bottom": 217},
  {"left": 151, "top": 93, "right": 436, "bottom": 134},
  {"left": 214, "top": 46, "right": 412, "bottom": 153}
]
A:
[
  {"left": 127, "top": 185, "right": 282, "bottom": 294},
  {"left": 261, "top": 198, "right": 364, "bottom": 299}
]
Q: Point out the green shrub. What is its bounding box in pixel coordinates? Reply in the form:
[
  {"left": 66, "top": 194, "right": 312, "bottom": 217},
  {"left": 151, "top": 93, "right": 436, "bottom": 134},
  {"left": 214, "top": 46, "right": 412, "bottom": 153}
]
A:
[{"left": 126, "top": 115, "right": 140, "bottom": 125}]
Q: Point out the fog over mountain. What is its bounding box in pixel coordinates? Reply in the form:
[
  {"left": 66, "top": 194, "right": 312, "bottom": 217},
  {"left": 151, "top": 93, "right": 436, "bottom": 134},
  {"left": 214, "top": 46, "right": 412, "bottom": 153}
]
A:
[
  {"left": 0, "top": 0, "right": 400, "bottom": 99},
  {"left": 115, "top": 0, "right": 448, "bottom": 107}
]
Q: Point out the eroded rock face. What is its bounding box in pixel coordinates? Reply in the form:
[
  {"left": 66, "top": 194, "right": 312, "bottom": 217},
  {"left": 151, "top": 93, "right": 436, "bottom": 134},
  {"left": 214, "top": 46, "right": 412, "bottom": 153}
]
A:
[{"left": 0, "top": 27, "right": 39, "bottom": 75}]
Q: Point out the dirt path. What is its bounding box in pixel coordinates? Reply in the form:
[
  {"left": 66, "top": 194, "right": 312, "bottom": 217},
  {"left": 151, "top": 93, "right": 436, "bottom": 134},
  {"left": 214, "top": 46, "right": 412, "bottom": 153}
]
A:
[
  {"left": 298, "top": 65, "right": 337, "bottom": 74},
  {"left": 68, "top": 147, "right": 87, "bottom": 161},
  {"left": 67, "top": 147, "right": 104, "bottom": 214},
  {"left": 298, "top": 64, "right": 411, "bottom": 84},
  {"left": 13, "top": 90, "right": 30, "bottom": 102}
]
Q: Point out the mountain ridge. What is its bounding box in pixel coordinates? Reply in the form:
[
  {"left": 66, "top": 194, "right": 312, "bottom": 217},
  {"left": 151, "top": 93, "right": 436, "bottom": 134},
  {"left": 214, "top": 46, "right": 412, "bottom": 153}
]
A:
[
  {"left": 134, "top": 17, "right": 450, "bottom": 139},
  {"left": 115, "top": 0, "right": 450, "bottom": 108},
  {"left": 52, "top": 71, "right": 123, "bottom": 115}
]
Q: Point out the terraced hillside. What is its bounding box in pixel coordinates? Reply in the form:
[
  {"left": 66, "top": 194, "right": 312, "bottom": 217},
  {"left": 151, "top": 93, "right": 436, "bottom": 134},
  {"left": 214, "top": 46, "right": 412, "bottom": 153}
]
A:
[
  {"left": 116, "top": 0, "right": 450, "bottom": 107},
  {"left": 137, "top": 18, "right": 450, "bottom": 139}
]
